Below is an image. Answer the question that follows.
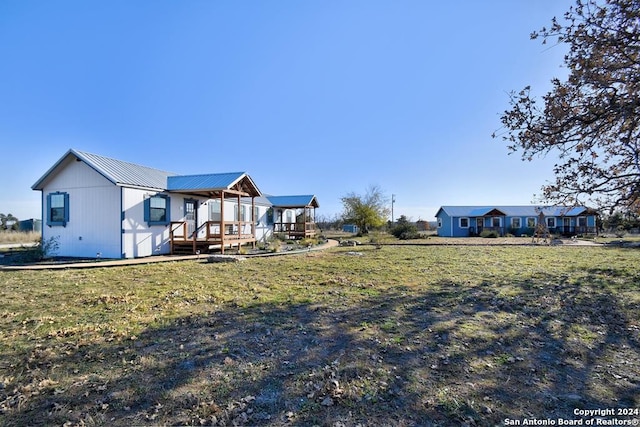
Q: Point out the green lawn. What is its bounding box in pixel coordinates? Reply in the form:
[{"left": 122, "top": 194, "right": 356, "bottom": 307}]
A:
[{"left": 1, "top": 245, "right": 639, "bottom": 426}]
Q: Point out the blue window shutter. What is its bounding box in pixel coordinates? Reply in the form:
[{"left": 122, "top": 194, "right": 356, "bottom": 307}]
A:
[
  {"left": 63, "top": 193, "right": 70, "bottom": 225},
  {"left": 46, "top": 193, "right": 52, "bottom": 226},
  {"left": 144, "top": 197, "right": 150, "bottom": 224},
  {"left": 144, "top": 195, "right": 170, "bottom": 226}
]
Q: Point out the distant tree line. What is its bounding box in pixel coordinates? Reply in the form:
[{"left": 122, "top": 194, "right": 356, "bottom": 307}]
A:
[{"left": 601, "top": 212, "right": 640, "bottom": 233}]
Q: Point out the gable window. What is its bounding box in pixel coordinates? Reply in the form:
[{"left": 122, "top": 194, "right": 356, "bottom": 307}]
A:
[
  {"left": 459, "top": 217, "right": 469, "bottom": 228},
  {"left": 547, "top": 217, "right": 556, "bottom": 228},
  {"left": 47, "top": 192, "right": 69, "bottom": 226},
  {"left": 144, "top": 194, "right": 171, "bottom": 226},
  {"left": 511, "top": 217, "right": 521, "bottom": 229},
  {"left": 526, "top": 217, "right": 536, "bottom": 228}
]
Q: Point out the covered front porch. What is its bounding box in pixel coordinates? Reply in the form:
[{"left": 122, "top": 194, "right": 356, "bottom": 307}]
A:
[
  {"left": 468, "top": 208, "right": 507, "bottom": 236},
  {"left": 167, "top": 172, "right": 262, "bottom": 255},
  {"left": 268, "top": 195, "right": 320, "bottom": 239}
]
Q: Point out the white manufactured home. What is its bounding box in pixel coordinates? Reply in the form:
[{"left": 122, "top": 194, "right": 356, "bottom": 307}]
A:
[{"left": 32, "top": 149, "right": 319, "bottom": 259}]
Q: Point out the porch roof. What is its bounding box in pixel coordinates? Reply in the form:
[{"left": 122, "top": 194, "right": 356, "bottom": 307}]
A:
[
  {"left": 267, "top": 195, "right": 320, "bottom": 208},
  {"left": 167, "top": 172, "right": 262, "bottom": 197}
]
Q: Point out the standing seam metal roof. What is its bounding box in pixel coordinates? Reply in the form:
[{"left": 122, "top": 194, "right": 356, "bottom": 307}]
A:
[
  {"left": 437, "top": 206, "right": 589, "bottom": 217},
  {"left": 32, "top": 149, "right": 176, "bottom": 190},
  {"left": 76, "top": 150, "right": 176, "bottom": 189},
  {"left": 267, "top": 195, "right": 319, "bottom": 208},
  {"left": 167, "top": 173, "right": 247, "bottom": 191}
]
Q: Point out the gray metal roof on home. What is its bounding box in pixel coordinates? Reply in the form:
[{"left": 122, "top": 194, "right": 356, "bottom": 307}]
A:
[
  {"left": 267, "top": 195, "right": 319, "bottom": 208},
  {"left": 437, "top": 205, "right": 590, "bottom": 217},
  {"left": 32, "top": 149, "right": 176, "bottom": 190}
]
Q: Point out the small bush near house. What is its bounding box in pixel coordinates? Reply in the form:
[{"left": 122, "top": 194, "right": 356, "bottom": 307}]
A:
[
  {"left": 273, "top": 232, "right": 287, "bottom": 242},
  {"left": 480, "top": 230, "right": 499, "bottom": 238},
  {"left": 390, "top": 216, "right": 421, "bottom": 240},
  {"left": 299, "top": 237, "right": 319, "bottom": 247}
]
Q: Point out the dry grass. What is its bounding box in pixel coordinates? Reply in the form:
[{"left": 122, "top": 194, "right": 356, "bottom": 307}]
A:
[
  {"left": 0, "top": 231, "right": 40, "bottom": 245},
  {"left": 0, "top": 245, "right": 639, "bottom": 426}
]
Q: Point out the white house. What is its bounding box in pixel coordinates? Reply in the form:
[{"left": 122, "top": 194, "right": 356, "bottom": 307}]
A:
[{"left": 32, "top": 149, "right": 319, "bottom": 259}]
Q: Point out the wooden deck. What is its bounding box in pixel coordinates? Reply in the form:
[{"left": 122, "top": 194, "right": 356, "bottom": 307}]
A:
[
  {"left": 170, "top": 221, "right": 256, "bottom": 255},
  {"left": 273, "top": 221, "right": 317, "bottom": 239}
]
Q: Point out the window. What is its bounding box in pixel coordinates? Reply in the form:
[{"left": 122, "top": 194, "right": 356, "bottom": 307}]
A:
[
  {"left": 144, "top": 194, "right": 170, "bottom": 226},
  {"left": 459, "top": 217, "right": 469, "bottom": 228},
  {"left": 47, "top": 192, "right": 69, "bottom": 226},
  {"left": 437, "top": 218, "right": 442, "bottom": 228},
  {"left": 492, "top": 217, "right": 501, "bottom": 227},
  {"left": 234, "top": 204, "right": 248, "bottom": 221},
  {"left": 209, "top": 200, "right": 221, "bottom": 222},
  {"left": 526, "top": 217, "right": 536, "bottom": 228},
  {"left": 254, "top": 207, "right": 260, "bottom": 224},
  {"left": 266, "top": 207, "right": 274, "bottom": 225},
  {"left": 578, "top": 216, "right": 586, "bottom": 227},
  {"left": 547, "top": 217, "right": 556, "bottom": 228},
  {"left": 511, "top": 217, "right": 521, "bottom": 228},
  {"left": 286, "top": 210, "right": 293, "bottom": 223}
]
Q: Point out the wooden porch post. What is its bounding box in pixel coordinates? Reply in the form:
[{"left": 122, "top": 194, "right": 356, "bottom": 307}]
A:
[
  {"left": 237, "top": 193, "right": 242, "bottom": 251},
  {"left": 303, "top": 206, "right": 308, "bottom": 237},
  {"left": 220, "top": 191, "right": 225, "bottom": 254},
  {"left": 251, "top": 196, "right": 256, "bottom": 249}
]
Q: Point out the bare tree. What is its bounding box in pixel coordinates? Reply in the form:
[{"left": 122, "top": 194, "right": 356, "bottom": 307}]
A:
[{"left": 496, "top": 0, "right": 640, "bottom": 214}]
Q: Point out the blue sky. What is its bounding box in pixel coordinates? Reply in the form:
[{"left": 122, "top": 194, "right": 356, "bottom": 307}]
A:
[{"left": 0, "top": 0, "right": 572, "bottom": 222}]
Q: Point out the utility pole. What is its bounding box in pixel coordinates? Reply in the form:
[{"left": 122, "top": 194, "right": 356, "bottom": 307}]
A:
[{"left": 391, "top": 194, "right": 396, "bottom": 224}]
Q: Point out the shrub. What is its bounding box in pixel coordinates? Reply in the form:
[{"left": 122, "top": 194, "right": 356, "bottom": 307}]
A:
[
  {"left": 268, "top": 242, "right": 281, "bottom": 253},
  {"left": 479, "top": 230, "right": 499, "bottom": 238},
  {"left": 300, "top": 237, "right": 318, "bottom": 247},
  {"left": 18, "top": 235, "right": 60, "bottom": 262},
  {"left": 390, "top": 216, "right": 421, "bottom": 240}
]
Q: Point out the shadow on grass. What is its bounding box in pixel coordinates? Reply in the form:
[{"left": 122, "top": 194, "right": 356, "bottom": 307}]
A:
[{"left": 2, "top": 271, "right": 639, "bottom": 426}]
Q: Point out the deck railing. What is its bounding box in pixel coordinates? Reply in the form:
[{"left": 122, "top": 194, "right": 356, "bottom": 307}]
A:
[
  {"left": 170, "top": 220, "right": 256, "bottom": 254},
  {"left": 273, "top": 221, "right": 317, "bottom": 237}
]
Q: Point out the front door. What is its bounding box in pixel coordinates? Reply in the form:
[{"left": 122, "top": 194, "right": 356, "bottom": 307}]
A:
[
  {"left": 563, "top": 217, "right": 571, "bottom": 235},
  {"left": 185, "top": 200, "right": 197, "bottom": 238},
  {"left": 476, "top": 218, "right": 483, "bottom": 235}
]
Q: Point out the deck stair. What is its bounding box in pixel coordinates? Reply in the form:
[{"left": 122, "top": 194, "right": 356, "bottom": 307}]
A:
[{"left": 170, "top": 239, "right": 212, "bottom": 255}]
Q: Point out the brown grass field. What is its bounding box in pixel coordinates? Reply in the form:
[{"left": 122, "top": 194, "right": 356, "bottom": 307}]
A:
[{"left": 0, "top": 243, "right": 639, "bottom": 426}]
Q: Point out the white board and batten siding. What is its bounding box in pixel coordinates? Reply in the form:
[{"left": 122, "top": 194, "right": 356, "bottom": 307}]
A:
[
  {"left": 41, "top": 157, "right": 122, "bottom": 259},
  {"left": 121, "top": 187, "right": 163, "bottom": 258},
  {"left": 122, "top": 190, "right": 212, "bottom": 258}
]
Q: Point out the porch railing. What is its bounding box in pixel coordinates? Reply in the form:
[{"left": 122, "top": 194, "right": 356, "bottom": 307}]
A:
[
  {"left": 170, "top": 220, "right": 256, "bottom": 254},
  {"left": 273, "top": 221, "right": 317, "bottom": 237}
]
